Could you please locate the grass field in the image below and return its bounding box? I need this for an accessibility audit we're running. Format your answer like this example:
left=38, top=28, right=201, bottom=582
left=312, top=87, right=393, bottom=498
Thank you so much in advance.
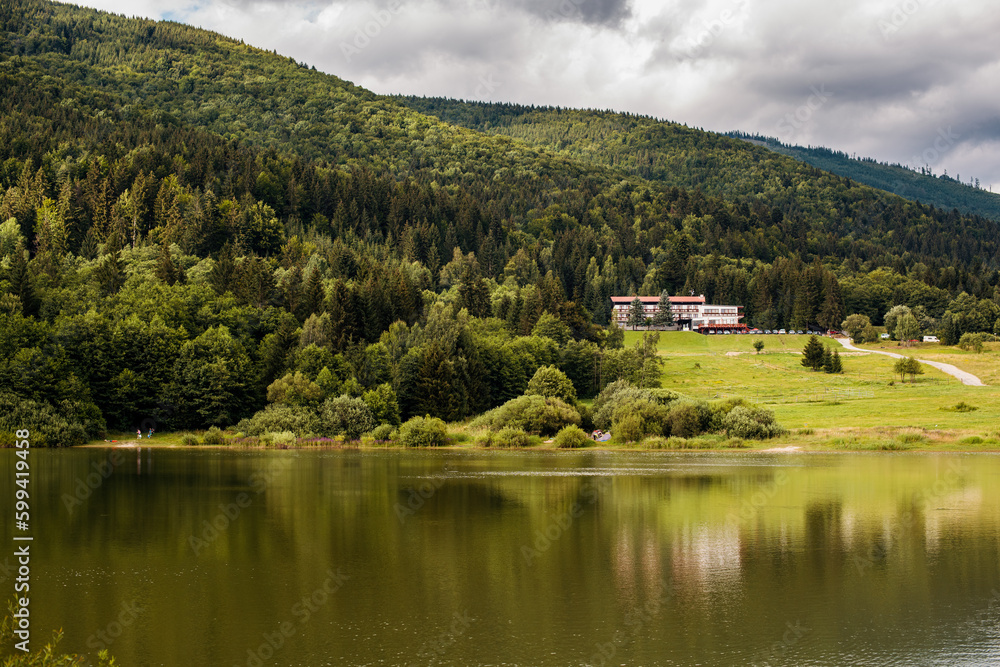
left=87, top=332, right=1000, bottom=452
left=623, top=331, right=1000, bottom=441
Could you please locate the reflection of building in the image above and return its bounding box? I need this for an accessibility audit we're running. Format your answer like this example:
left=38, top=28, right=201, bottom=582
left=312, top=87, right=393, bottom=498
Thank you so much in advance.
left=611, top=295, right=746, bottom=332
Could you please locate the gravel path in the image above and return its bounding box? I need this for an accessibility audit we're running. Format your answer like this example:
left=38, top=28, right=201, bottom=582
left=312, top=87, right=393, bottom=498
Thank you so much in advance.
left=835, top=338, right=985, bottom=386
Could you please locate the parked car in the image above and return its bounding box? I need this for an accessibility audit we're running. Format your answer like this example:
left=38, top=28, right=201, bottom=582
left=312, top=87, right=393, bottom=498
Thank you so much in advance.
left=778, top=329, right=786, bottom=334
left=923, top=335, right=939, bottom=343
left=880, top=333, right=890, bottom=339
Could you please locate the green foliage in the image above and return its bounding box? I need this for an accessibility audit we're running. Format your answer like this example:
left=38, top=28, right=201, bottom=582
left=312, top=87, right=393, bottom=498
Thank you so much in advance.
left=0, top=390, right=103, bottom=447
left=554, top=424, right=590, bottom=449
left=801, top=335, right=825, bottom=371
left=722, top=406, right=783, bottom=439
left=367, top=423, right=397, bottom=441
left=893, top=356, right=924, bottom=382
left=168, top=326, right=253, bottom=428
left=753, top=339, right=764, bottom=354
left=320, top=395, right=375, bottom=440
left=531, top=311, right=570, bottom=345
left=958, top=332, right=986, bottom=353
left=267, top=371, right=323, bottom=406
left=1, top=596, right=122, bottom=666
left=941, top=402, right=977, bottom=413
left=842, top=314, right=872, bottom=343
left=525, top=365, right=577, bottom=404
left=472, top=395, right=581, bottom=436
left=651, top=291, right=674, bottom=327
left=479, top=426, right=532, bottom=449
left=180, top=434, right=199, bottom=446
left=362, top=383, right=401, bottom=426
left=626, top=297, right=644, bottom=330
left=202, top=426, right=225, bottom=445
left=612, top=414, right=645, bottom=444
left=398, top=415, right=448, bottom=447
left=236, top=403, right=322, bottom=436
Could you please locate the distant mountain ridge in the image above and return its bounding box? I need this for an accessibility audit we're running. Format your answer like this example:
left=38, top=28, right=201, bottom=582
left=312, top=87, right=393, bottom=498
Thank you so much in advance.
left=727, top=133, right=1000, bottom=222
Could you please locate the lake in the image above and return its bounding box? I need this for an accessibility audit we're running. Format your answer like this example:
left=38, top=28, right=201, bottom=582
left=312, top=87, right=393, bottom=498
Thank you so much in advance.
left=4, top=448, right=1000, bottom=666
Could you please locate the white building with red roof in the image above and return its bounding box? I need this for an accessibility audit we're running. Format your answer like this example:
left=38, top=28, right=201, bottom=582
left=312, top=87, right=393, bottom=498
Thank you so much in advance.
left=610, top=295, right=745, bottom=332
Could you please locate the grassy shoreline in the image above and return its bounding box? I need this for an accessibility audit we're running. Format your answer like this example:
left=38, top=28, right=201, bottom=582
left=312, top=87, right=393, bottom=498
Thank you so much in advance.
left=78, top=333, right=1000, bottom=454
left=83, top=425, right=1000, bottom=453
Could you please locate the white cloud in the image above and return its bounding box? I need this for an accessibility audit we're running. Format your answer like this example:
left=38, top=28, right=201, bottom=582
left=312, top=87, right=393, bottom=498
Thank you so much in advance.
left=71, top=0, right=1000, bottom=190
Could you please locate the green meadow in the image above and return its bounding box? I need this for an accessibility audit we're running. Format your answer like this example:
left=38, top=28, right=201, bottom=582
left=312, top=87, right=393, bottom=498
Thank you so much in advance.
left=623, top=331, right=1000, bottom=446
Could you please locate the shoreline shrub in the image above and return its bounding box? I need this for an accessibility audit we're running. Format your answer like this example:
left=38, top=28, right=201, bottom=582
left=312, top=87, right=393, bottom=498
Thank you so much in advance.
left=398, top=415, right=448, bottom=447
left=321, top=395, right=375, bottom=440
left=554, top=424, right=589, bottom=449
left=202, top=426, right=225, bottom=445
left=480, top=426, right=532, bottom=448
left=722, top=406, right=783, bottom=439
left=471, top=395, right=580, bottom=435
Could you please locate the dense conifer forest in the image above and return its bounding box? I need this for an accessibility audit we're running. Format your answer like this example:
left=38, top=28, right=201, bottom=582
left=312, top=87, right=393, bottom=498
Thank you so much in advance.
left=2, top=0, right=999, bottom=446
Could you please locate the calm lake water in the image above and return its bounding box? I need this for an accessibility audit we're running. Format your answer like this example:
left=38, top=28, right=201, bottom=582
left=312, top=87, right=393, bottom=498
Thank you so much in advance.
left=4, top=448, right=1000, bottom=666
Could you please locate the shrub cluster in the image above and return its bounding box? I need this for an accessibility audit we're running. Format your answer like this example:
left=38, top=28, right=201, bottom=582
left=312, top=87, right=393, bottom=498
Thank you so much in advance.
left=479, top=427, right=532, bottom=448
left=398, top=416, right=449, bottom=447
left=554, top=425, right=590, bottom=449
left=471, top=394, right=581, bottom=436
left=591, top=381, right=783, bottom=442
left=202, top=426, right=225, bottom=445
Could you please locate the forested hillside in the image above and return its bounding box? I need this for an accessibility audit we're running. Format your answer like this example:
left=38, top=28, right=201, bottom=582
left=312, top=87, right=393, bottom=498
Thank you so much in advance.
left=727, top=133, right=1000, bottom=222
left=2, top=0, right=999, bottom=445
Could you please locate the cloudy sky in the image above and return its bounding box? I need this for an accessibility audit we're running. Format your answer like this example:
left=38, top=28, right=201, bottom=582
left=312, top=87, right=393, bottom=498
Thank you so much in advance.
left=75, top=0, right=999, bottom=191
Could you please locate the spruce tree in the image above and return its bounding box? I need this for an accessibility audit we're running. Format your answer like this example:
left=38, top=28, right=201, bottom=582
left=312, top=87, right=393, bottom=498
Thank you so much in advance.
left=831, top=349, right=843, bottom=374
left=7, top=249, right=39, bottom=317
left=822, top=347, right=834, bottom=373
left=801, top=335, right=825, bottom=371
left=626, top=296, right=645, bottom=330
left=651, top=290, right=674, bottom=328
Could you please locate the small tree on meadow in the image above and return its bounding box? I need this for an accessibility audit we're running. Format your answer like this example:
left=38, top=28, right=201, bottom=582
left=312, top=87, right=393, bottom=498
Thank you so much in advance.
left=801, top=335, right=825, bottom=371
left=822, top=347, right=834, bottom=373
left=753, top=340, right=764, bottom=355
left=831, top=349, right=843, bottom=374
left=893, top=356, right=923, bottom=382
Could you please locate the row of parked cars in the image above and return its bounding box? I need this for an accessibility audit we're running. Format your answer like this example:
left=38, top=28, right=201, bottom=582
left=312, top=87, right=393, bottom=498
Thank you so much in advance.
left=702, top=328, right=832, bottom=336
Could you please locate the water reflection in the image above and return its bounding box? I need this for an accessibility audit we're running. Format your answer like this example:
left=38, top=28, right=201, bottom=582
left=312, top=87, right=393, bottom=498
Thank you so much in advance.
left=1, top=449, right=998, bottom=666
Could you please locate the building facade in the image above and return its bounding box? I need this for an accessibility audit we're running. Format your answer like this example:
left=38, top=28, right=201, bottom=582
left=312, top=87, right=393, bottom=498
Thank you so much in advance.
left=610, top=295, right=745, bottom=331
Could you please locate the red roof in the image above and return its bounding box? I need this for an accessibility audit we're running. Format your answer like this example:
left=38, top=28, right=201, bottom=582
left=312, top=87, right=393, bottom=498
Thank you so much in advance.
left=610, top=295, right=706, bottom=304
